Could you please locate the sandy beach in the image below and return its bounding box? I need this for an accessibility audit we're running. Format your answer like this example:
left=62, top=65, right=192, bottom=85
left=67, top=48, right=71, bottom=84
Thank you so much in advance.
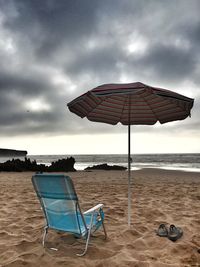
left=0, top=168, right=200, bottom=267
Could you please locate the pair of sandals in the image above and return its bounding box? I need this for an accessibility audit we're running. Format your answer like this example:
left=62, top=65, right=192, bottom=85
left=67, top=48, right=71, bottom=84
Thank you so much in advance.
left=156, top=224, right=183, bottom=241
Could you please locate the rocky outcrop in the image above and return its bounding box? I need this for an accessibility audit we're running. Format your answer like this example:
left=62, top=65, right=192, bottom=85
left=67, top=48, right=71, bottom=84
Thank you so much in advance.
left=0, top=157, right=76, bottom=172
left=48, top=157, right=76, bottom=172
left=84, top=163, right=127, bottom=171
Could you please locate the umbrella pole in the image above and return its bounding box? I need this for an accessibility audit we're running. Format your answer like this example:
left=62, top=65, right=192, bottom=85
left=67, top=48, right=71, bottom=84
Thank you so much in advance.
left=128, top=124, right=131, bottom=227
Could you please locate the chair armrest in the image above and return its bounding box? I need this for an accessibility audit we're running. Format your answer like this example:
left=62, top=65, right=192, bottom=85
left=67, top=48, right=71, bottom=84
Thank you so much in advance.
left=83, top=204, right=104, bottom=215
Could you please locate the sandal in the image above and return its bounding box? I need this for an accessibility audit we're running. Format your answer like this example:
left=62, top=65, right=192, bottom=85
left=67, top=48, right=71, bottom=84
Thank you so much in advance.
left=155, top=224, right=168, bottom=237
left=168, top=224, right=183, bottom=242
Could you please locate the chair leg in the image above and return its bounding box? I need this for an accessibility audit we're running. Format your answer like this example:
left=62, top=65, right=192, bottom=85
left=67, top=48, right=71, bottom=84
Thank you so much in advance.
left=77, top=213, right=94, bottom=257
left=76, top=210, right=107, bottom=256
left=42, top=226, right=48, bottom=247
left=99, top=209, right=107, bottom=239
left=101, top=220, right=107, bottom=240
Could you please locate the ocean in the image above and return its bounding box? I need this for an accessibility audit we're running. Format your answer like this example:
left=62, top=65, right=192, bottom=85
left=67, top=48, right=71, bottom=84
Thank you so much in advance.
left=0, top=153, right=200, bottom=172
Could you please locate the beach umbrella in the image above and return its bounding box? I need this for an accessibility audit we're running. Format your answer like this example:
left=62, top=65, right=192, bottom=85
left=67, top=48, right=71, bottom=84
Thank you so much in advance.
left=67, top=82, right=194, bottom=226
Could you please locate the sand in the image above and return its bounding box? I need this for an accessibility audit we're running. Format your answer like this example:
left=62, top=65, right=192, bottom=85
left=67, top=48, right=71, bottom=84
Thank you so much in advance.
left=0, top=169, right=200, bottom=267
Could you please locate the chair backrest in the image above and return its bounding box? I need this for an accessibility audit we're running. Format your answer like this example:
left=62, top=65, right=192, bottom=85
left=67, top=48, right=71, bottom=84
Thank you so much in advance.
left=32, top=174, right=87, bottom=235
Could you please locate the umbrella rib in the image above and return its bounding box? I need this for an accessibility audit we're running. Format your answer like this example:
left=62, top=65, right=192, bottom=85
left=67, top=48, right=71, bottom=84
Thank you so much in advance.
left=119, top=95, right=129, bottom=123
left=139, top=92, right=160, bottom=123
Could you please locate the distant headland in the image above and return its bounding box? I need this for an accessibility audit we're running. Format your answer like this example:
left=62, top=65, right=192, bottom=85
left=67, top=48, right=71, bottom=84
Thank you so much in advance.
left=0, top=148, right=27, bottom=157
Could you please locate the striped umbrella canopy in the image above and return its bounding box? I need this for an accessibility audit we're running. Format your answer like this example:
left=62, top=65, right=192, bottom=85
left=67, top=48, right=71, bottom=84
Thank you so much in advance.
left=67, top=82, right=194, bottom=226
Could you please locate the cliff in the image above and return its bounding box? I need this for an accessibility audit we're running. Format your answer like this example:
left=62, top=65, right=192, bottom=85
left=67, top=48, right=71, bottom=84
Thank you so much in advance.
left=0, top=148, right=27, bottom=157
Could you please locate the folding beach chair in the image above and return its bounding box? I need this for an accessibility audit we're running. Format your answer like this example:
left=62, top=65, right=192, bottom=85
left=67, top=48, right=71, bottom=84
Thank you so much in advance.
left=32, top=173, right=107, bottom=256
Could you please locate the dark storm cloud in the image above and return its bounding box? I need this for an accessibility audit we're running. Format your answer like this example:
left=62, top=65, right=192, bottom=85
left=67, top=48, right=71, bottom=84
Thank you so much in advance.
left=129, top=43, right=196, bottom=83
left=0, top=0, right=199, bottom=137
left=1, top=0, right=100, bottom=61
left=65, top=44, right=124, bottom=80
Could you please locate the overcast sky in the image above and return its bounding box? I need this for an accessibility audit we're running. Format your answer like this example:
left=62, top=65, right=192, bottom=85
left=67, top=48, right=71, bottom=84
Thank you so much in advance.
left=0, top=0, right=199, bottom=155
